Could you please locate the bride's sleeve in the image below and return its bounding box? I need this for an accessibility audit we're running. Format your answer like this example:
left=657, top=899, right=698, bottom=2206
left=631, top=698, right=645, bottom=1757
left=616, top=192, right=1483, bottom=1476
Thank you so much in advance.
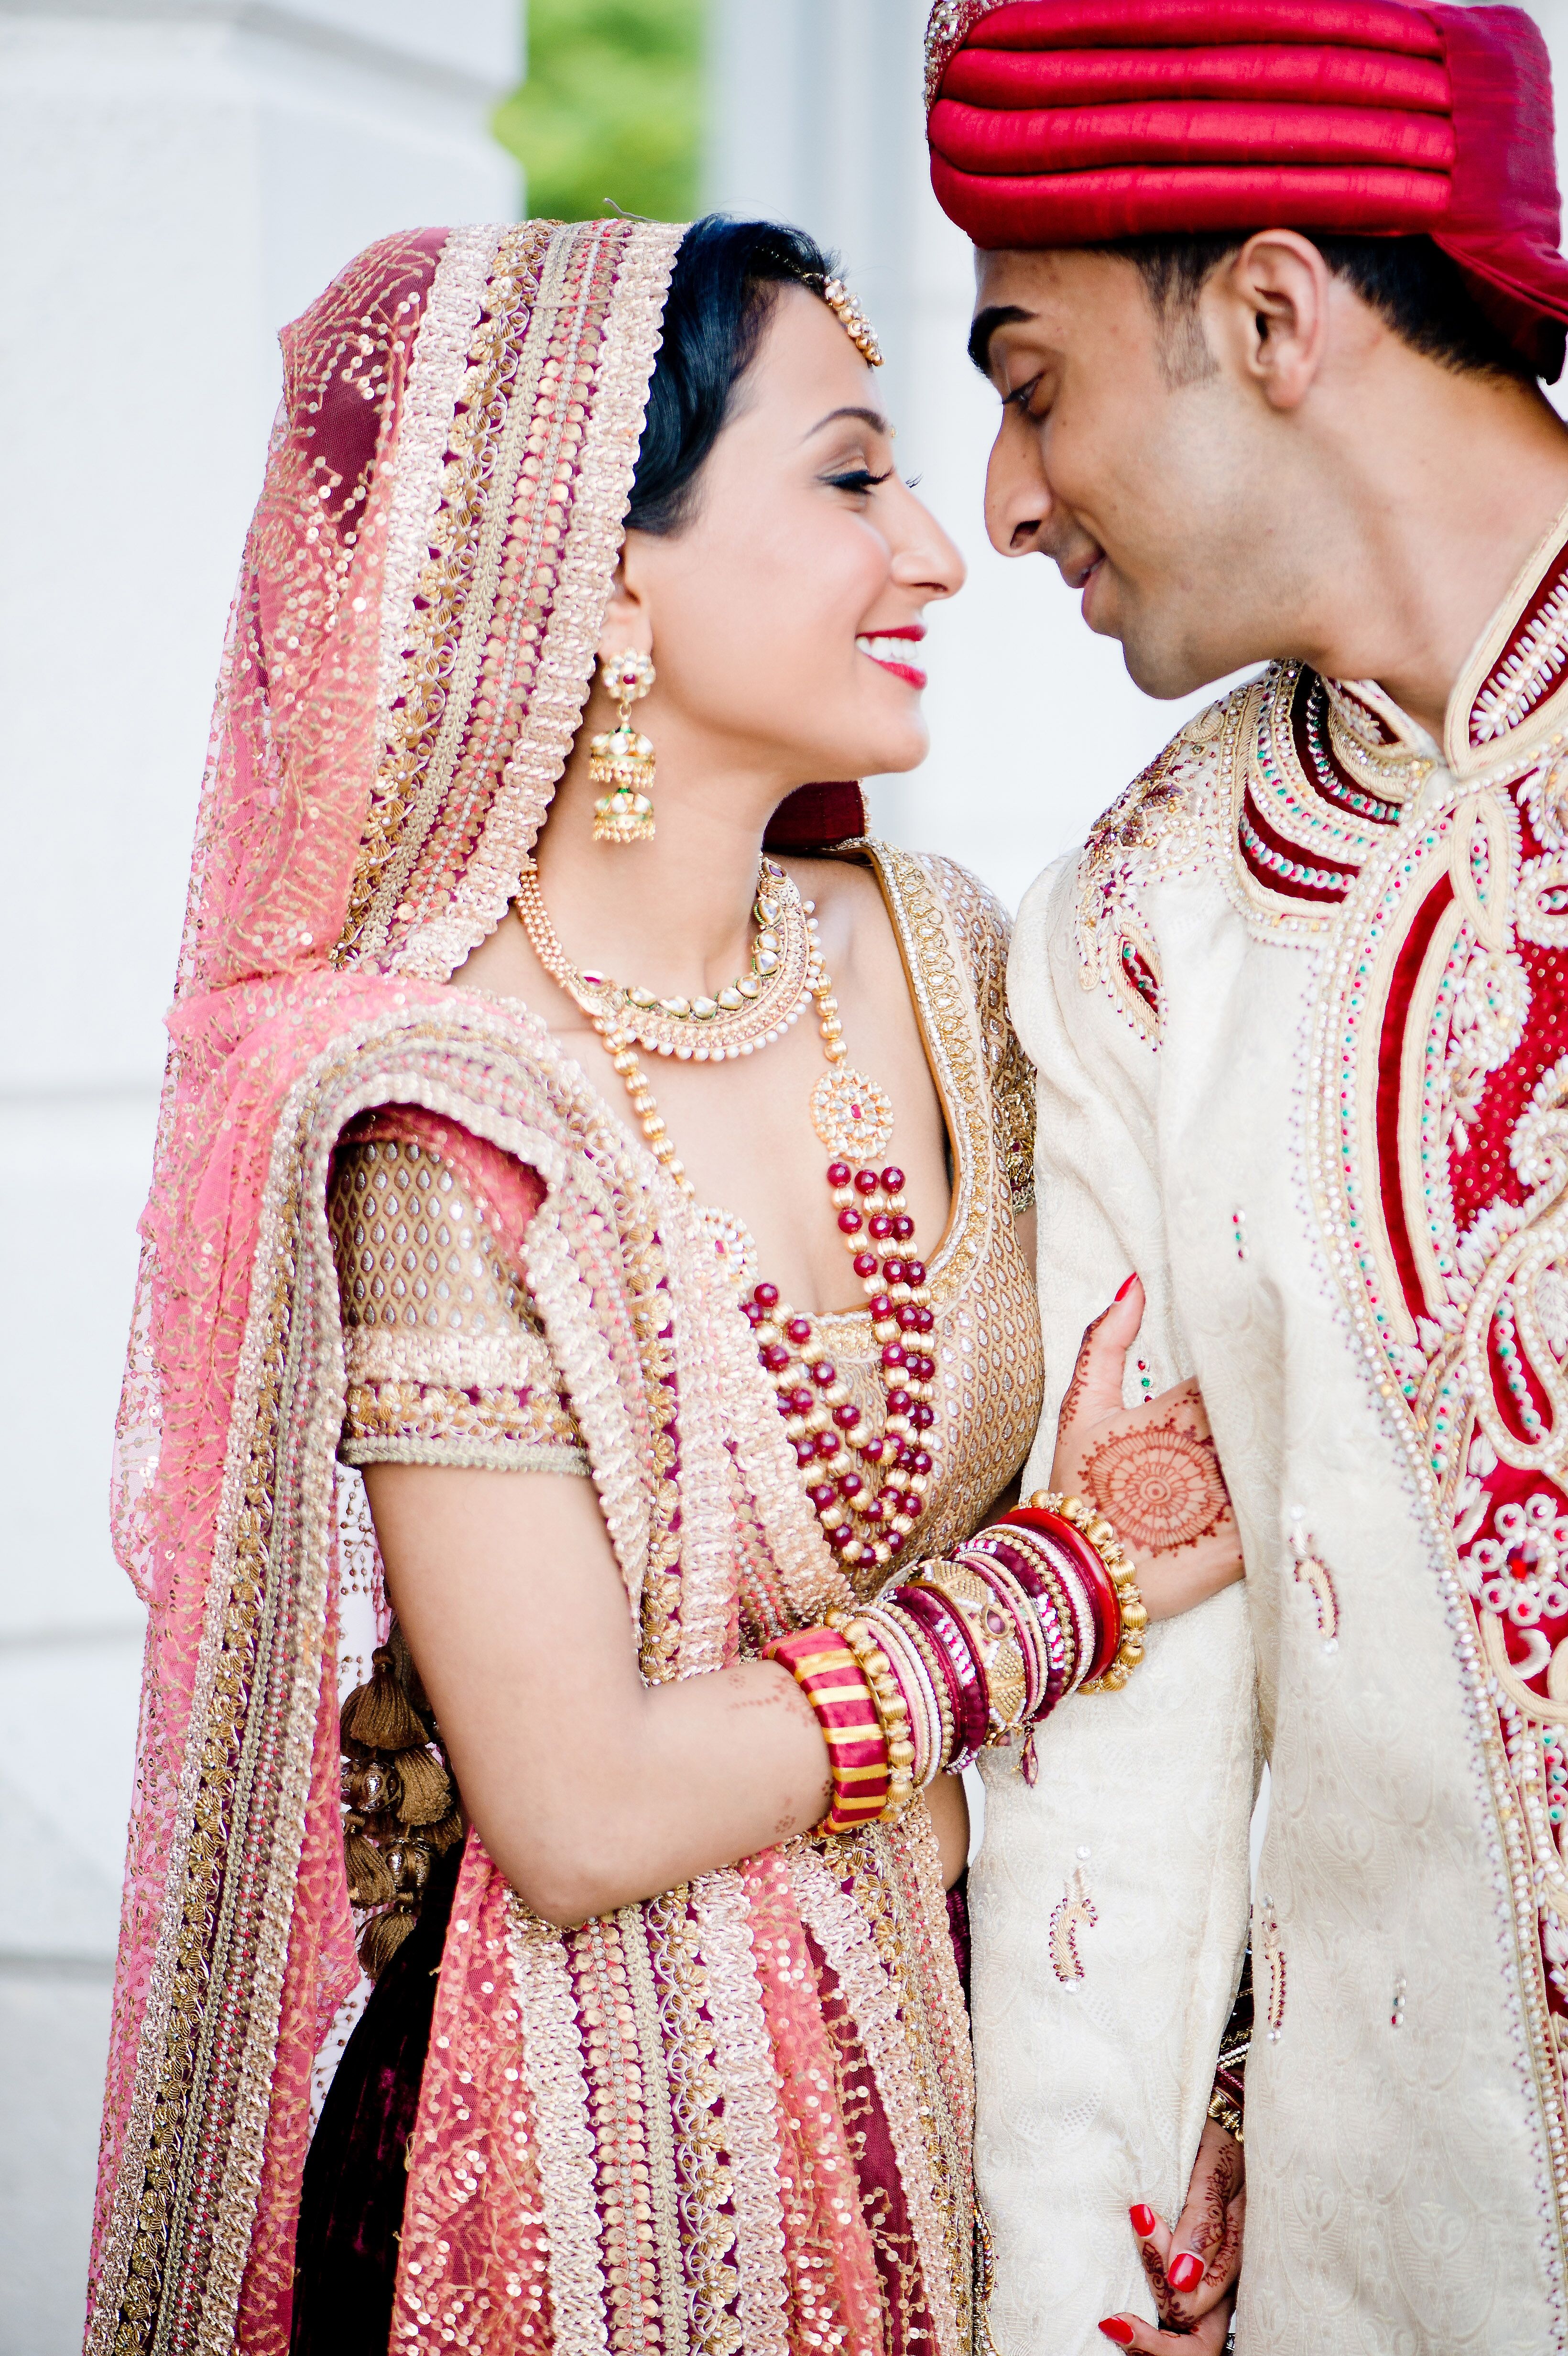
left=969, top=852, right=1258, bottom=2355
left=328, top=1130, right=589, bottom=1477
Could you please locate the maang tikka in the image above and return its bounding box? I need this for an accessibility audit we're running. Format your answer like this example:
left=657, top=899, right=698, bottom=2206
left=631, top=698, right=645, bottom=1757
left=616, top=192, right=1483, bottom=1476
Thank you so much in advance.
left=591, top=648, right=657, bottom=843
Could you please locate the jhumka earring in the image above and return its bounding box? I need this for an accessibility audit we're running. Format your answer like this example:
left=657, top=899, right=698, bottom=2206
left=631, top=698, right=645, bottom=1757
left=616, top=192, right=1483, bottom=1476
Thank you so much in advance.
left=591, top=649, right=657, bottom=843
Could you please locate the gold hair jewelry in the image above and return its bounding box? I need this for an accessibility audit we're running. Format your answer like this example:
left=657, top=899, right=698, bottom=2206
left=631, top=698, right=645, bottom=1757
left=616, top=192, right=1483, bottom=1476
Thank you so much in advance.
left=817, top=276, right=883, bottom=369
left=591, top=648, right=657, bottom=843
left=514, top=856, right=820, bottom=1062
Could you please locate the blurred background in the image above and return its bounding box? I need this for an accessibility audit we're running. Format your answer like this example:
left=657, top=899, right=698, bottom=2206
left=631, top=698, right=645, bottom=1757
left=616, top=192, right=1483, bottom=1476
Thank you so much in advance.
left=7, top=3, right=1568, bottom=2344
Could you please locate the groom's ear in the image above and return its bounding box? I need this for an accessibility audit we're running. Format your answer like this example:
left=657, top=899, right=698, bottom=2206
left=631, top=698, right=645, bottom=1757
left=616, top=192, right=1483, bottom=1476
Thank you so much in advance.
left=1209, top=231, right=1335, bottom=414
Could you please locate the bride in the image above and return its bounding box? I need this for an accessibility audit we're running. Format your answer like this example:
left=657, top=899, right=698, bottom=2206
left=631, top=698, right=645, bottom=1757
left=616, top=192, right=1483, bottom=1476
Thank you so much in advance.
left=87, top=212, right=1241, bottom=2356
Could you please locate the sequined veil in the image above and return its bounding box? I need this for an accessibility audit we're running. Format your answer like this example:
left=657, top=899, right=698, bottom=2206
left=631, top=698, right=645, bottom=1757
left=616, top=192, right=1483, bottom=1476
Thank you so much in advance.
left=88, top=218, right=1038, bottom=2356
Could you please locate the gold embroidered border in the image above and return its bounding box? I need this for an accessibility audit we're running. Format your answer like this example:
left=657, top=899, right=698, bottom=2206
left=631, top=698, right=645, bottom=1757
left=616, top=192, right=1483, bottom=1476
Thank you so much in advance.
left=790, top=1842, right=967, bottom=2356
left=373, top=224, right=502, bottom=752
left=403, top=219, right=686, bottom=981
left=339, top=1425, right=588, bottom=1476
left=359, top=221, right=573, bottom=965
left=510, top=1903, right=613, bottom=2356
left=340, top=220, right=549, bottom=963
left=618, top=1905, right=690, bottom=2356
left=641, top=1887, right=741, bottom=2356
left=689, top=1874, right=793, bottom=2356
left=344, top=1322, right=557, bottom=1390
left=574, top=1914, right=664, bottom=2356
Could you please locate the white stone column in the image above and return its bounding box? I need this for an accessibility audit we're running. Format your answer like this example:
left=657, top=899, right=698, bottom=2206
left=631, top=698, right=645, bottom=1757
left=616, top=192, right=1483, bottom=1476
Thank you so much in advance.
left=708, top=0, right=1568, bottom=909
left=0, top=8, right=519, bottom=2345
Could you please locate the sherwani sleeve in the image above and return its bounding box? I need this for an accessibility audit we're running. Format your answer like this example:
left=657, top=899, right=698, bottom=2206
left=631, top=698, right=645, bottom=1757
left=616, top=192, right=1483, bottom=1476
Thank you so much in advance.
left=968, top=854, right=1259, bottom=2354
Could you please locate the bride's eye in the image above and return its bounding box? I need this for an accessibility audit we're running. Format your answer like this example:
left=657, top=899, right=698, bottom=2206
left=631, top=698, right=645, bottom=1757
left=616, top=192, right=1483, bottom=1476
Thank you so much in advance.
left=824, top=466, right=894, bottom=496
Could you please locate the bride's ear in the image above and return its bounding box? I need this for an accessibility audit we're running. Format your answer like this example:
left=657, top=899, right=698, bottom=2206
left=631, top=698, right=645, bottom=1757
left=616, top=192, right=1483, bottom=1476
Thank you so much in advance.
left=596, top=543, right=654, bottom=665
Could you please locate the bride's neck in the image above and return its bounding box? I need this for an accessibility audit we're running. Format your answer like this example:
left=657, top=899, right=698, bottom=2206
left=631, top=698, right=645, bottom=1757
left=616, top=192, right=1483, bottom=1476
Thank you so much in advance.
left=533, top=717, right=796, bottom=996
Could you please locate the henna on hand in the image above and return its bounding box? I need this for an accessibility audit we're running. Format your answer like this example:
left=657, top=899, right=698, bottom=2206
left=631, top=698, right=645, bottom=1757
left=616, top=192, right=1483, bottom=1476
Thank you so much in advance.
left=1182, top=2130, right=1245, bottom=2294
left=1081, top=1413, right=1230, bottom=1556
left=1056, top=1306, right=1111, bottom=1446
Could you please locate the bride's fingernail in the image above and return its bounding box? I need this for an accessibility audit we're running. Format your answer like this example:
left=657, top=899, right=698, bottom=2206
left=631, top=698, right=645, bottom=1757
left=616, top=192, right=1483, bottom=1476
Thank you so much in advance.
left=1167, top=2251, right=1204, bottom=2293
left=1129, top=2203, right=1157, bottom=2236
left=1098, top=2323, right=1136, bottom=2347
left=1115, top=1272, right=1138, bottom=1300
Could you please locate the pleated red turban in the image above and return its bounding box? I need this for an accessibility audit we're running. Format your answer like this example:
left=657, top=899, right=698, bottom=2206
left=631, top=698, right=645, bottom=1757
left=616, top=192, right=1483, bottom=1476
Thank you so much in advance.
left=926, top=0, right=1568, bottom=374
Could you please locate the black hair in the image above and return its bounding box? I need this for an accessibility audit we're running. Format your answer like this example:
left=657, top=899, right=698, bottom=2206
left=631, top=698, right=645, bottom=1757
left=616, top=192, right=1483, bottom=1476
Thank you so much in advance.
left=626, top=212, right=839, bottom=536
left=1107, top=230, right=1537, bottom=383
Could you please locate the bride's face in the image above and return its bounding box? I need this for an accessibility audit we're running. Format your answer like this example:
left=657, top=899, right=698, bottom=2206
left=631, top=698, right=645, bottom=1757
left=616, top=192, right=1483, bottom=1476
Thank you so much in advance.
left=610, top=285, right=965, bottom=786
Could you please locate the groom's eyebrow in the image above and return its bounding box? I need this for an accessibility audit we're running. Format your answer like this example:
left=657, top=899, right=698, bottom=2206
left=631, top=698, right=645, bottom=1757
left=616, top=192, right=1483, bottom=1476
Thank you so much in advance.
left=969, top=305, right=1033, bottom=378
left=805, top=405, right=893, bottom=440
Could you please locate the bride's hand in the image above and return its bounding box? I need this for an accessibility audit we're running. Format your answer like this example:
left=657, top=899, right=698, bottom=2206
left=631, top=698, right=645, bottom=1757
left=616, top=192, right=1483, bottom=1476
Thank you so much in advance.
left=1048, top=1276, right=1242, bottom=1621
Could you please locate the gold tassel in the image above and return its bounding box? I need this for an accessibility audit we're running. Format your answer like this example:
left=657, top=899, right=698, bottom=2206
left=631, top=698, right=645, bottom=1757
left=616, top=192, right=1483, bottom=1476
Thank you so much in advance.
left=344, top=1644, right=426, bottom=1752
left=393, top=1745, right=453, bottom=1827
left=359, top=1903, right=417, bottom=1982
left=344, top=1817, right=396, bottom=1909
left=426, top=1804, right=465, bottom=1854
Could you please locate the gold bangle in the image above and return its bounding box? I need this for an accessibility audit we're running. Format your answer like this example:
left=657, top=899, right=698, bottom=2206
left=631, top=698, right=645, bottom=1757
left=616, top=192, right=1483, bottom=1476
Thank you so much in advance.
left=1026, top=1490, right=1149, bottom=1691
left=1207, top=2085, right=1244, bottom=2144
left=827, top=1611, right=916, bottom=1822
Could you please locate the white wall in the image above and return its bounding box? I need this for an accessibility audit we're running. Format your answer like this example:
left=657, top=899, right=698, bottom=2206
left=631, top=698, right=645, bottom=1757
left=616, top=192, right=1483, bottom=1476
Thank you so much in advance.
left=0, top=7, right=519, bottom=2345
left=709, top=0, right=1568, bottom=911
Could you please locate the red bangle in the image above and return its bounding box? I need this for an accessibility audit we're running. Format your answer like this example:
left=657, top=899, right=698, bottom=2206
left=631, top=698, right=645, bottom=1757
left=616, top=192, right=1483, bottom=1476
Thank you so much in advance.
left=996, top=1505, right=1123, bottom=1685
left=764, top=1627, right=891, bottom=1832
left=893, top=1582, right=991, bottom=1769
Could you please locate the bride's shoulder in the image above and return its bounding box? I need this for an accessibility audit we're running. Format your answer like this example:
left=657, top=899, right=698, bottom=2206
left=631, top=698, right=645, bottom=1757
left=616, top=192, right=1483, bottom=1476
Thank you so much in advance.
left=789, top=842, right=1014, bottom=1027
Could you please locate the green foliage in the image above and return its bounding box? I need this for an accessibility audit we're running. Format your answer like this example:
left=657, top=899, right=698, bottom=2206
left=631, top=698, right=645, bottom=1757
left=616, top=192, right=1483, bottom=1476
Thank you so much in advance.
left=494, top=0, right=706, bottom=226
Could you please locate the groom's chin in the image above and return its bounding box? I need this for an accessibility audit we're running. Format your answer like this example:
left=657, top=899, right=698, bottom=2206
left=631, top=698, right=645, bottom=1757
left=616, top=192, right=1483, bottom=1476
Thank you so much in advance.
left=1114, top=603, right=1239, bottom=704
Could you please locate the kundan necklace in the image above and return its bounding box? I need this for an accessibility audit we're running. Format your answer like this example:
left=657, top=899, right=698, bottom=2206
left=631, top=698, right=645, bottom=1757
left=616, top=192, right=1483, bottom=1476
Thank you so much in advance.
left=514, top=856, right=816, bottom=1060
left=512, top=861, right=938, bottom=1573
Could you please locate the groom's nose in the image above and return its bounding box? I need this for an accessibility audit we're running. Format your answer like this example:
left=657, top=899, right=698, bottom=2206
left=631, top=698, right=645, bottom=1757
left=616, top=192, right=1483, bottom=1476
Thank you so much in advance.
left=983, top=415, right=1053, bottom=558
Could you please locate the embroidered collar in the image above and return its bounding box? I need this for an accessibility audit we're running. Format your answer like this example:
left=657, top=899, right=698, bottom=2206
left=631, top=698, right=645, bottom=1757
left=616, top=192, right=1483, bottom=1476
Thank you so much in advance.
left=1444, top=491, right=1568, bottom=777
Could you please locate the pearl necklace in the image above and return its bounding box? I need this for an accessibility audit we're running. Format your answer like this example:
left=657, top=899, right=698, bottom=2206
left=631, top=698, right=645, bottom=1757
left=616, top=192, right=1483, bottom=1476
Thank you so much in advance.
left=512, top=867, right=939, bottom=1571
left=514, top=856, right=816, bottom=1061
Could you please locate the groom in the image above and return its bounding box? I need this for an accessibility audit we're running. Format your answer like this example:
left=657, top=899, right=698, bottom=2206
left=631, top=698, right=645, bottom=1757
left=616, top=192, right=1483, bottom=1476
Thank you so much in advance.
left=927, top=2, right=1568, bottom=2351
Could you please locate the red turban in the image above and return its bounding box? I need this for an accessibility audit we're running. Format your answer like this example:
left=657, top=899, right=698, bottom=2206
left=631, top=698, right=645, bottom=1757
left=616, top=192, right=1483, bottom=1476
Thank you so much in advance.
left=926, top=0, right=1568, bottom=375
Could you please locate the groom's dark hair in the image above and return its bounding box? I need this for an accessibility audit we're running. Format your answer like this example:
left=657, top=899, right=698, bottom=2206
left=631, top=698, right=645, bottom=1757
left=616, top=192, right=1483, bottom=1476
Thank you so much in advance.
left=628, top=213, right=838, bottom=536
left=1104, top=230, right=1536, bottom=386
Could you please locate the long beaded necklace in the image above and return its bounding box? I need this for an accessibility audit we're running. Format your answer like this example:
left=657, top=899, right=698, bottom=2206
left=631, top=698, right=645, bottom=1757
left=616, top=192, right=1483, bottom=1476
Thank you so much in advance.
left=512, top=862, right=939, bottom=1574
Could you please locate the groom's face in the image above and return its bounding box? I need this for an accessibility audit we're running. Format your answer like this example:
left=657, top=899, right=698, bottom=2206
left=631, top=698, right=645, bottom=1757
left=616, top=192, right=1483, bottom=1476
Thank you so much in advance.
left=970, top=247, right=1264, bottom=698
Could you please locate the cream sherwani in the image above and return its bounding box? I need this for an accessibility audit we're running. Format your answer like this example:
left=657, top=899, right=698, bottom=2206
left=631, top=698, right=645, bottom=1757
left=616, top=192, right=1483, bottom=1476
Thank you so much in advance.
left=977, top=503, right=1568, bottom=2354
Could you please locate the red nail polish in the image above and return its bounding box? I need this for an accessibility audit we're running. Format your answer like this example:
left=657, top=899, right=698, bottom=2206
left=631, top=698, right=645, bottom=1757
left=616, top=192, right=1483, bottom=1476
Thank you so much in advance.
left=1167, top=2251, right=1204, bottom=2294
left=1128, top=2203, right=1157, bottom=2237
left=1098, top=2324, right=1136, bottom=2348
left=1115, top=1272, right=1138, bottom=1300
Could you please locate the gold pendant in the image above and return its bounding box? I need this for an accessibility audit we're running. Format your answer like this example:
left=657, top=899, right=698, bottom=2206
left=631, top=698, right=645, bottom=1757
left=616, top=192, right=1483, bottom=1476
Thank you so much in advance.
left=810, top=1065, right=895, bottom=1163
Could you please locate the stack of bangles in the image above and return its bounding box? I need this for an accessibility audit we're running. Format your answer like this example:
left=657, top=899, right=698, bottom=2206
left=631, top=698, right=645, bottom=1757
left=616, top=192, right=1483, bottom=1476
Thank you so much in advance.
left=764, top=1492, right=1148, bottom=1833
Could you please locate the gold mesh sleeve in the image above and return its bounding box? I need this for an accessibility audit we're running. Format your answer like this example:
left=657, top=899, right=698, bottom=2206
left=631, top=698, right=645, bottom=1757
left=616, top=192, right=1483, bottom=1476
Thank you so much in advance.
left=917, top=852, right=1037, bottom=1211
left=329, top=1134, right=588, bottom=1474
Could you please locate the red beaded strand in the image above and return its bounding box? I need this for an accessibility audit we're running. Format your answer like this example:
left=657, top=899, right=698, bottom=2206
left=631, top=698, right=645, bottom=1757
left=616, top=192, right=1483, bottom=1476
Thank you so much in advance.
left=744, top=1157, right=938, bottom=1574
